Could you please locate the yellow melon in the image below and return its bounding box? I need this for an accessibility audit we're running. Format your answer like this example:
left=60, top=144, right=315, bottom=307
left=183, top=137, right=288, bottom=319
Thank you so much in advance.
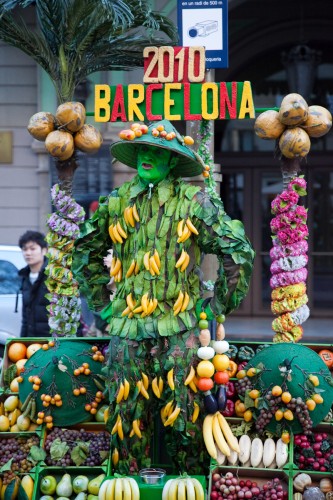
left=27, top=112, right=56, bottom=141
left=301, top=105, right=332, bottom=138
left=45, top=130, right=74, bottom=161
left=56, top=101, right=86, bottom=132
left=279, top=127, right=311, bottom=158
left=74, top=124, right=103, bottom=153
left=278, top=93, right=309, bottom=126
left=254, top=110, right=286, bottom=139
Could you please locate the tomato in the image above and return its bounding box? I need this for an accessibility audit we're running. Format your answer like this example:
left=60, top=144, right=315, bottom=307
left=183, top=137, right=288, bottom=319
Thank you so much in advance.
left=214, top=371, right=230, bottom=385
left=318, top=349, right=333, bottom=368
left=196, top=377, right=214, bottom=392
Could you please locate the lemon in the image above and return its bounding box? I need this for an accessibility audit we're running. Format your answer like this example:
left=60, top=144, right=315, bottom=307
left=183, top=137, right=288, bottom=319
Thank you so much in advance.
left=196, top=360, right=215, bottom=378
left=4, top=395, right=19, bottom=412
left=0, top=415, right=10, bottom=432
left=212, top=354, right=230, bottom=372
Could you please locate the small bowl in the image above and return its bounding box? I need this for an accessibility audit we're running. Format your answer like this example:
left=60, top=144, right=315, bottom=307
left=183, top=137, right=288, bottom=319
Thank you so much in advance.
left=139, top=468, right=166, bottom=485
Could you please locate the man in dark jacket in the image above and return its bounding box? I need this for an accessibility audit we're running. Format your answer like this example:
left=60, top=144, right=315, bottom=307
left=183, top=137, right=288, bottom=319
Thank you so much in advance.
left=18, top=230, right=50, bottom=337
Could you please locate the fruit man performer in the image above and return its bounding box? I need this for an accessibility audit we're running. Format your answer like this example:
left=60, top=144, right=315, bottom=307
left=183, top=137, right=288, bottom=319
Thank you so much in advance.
left=73, top=120, right=255, bottom=474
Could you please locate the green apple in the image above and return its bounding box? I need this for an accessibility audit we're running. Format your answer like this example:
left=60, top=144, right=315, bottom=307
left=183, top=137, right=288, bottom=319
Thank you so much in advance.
left=95, top=404, right=109, bottom=423
left=40, top=476, right=57, bottom=495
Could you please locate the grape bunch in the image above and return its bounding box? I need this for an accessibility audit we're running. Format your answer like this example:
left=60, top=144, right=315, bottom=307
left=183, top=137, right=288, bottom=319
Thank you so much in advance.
left=235, top=376, right=252, bottom=397
left=210, top=472, right=288, bottom=499
left=294, top=432, right=333, bottom=472
left=44, top=427, right=110, bottom=466
left=292, top=397, right=313, bottom=434
left=0, top=435, right=40, bottom=485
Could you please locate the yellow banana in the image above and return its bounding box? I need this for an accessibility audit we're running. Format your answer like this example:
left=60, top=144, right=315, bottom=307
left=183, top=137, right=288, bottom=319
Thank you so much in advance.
left=177, top=219, right=185, bottom=237
left=167, top=368, right=175, bottom=391
left=133, top=305, right=143, bottom=314
left=116, top=382, right=125, bottom=404
left=160, top=407, right=167, bottom=424
left=189, top=380, right=198, bottom=393
left=146, top=299, right=155, bottom=315
left=112, top=448, right=119, bottom=466
left=126, top=259, right=136, bottom=278
left=180, top=253, right=190, bottom=272
left=106, top=479, right=117, bottom=500
left=216, top=411, right=240, bottom=453
left=141, top=372, right=149, bottom=391
left=139, top=382, right=150, bottom=400
left=126, top=292, right=136, bottom=310
left=141, top=293, right=149, bottom=314
left=163, top=400, right=174, bottom=418
left=99, top=479, right=111, bottom=500
left=117, top=221, right=127, bottom=239
left=117, top=417, right=124, bottom=440
left=122, top=478, right=132, bottom=500
left=112, top=224, right=124, bottom=244
left=110, top=257, right=121, bottom=277
left=129, top=428, right=135, bottom=438
left=158, top=376, right=164, bottom=395
left=184, top=365, right=196, bottom=386
left=121, top=305, right=131, bottom=317
left=192, top=402, right=200, bottom=423
left=177, top=479, right=186, bottom=500
left=190, top=478, right=205, bottom=500
left=114, top=477, right=123, bottom=500
left=181, top=291, right=190, bottom=312
left=132, top=419, right=142, bottom=438
left=212, top=413, right=231, bottom=456
left=177, top=224, right=191, bottom=243
left=173, top=290, right=184, bottom=312
left=186, top=217, right=199, bottom=235
left=203, top=414, right=218, bottom=459
left=128, top=478, right=140, bottom=500
left=154, top=249, right=161, bottom=269
left=115, top=268, right=122, bottom=282
left=168, top=479, right=179, bottom=500
left=123, top=379, right=130, bottom=400
left=109, top=225, right=117, bottom=243
left=164, top=405, right=181, bottom=426
left=149, top=255, right=160, bottom=275
left=185, top=478, right=196, bottom=500
left=111, top=414, right=121, bottom=435
left=152, top=377, right=161, bottom=398
left=125, top=206, right=135, bottom=227
left=123, top=207, right=130, bottom=226
left=162, top=479, right=174, bottom=500
left=128, top=311, right=134, bottom=319
left=175, top=249, right=187, bottom=269
left=143, top=252, right=151, bottom=271
left=132, top=203, right=140, bottom=222
left=134, top=262, right=140, bottom=274
left=21, top=476, right=34, bottom=500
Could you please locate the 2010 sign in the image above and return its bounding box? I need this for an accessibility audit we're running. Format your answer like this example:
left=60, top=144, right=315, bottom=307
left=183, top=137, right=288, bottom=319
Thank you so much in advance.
left=143, top=46, right=206, bottom=84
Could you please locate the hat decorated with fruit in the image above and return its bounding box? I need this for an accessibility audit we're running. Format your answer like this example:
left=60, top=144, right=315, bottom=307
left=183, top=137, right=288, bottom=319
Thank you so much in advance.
left=237, top=343, right=333, bottom=436
left=110, top=120, right=205, bottom=177
left=18, top=340, right=106, bottom=427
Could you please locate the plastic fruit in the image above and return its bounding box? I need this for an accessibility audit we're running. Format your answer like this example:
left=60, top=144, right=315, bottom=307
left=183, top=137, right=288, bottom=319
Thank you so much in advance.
left=281, top=391, right=292, bottom=403
left=7, top=342, right=27, bottom=362
left=196, top=360, right=215, bottom=378
left=87, top=474, right=105, bottom=495
left=9, top=377, right=20, bottom=392
left=73, top=475, right=89, bottom=494
left=309, top=375, right=320, bottom=387
left=40, top=476, right=57, bottom=496
left=214, top=371, right=229, bottom=385
left=56, top=473, right=73, bottom=497
left=95, top=404, right=109, bottom=423
left=196, top=377, right=214, bottom=391
left=271, top=385, right=283, bottom=396
left=16, top=414, right=31, bottom=431
left=56, top=101, right=85, bottom=133
left=27, top=111, right=55, bottom=141
left=16, top=358, right=28, bottom=374
left=4, top=395, right=19, bottom=412
left=212, top=354, right=230, bottom=371
left=26, top=343, right=43, bottom=358
left=0, top=415, right=10, bottom=431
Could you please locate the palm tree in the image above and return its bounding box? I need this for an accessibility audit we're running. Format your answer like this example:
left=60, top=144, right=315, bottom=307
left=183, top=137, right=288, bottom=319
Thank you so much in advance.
left=0, top=0, right=178, bottom=189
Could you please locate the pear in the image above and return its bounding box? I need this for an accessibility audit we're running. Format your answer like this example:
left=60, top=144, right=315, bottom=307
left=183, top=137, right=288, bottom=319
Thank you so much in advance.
left=40, top=476, right=57, bottom=495
left=40, top=497, right=55, bottom=500
left=87, top=474, right=105, bottom=495
left=74, top=493, right=87, bottom=500
left=73, top=475, right=89, bottom=494
left=87, top=496, right=99, bottom=500
left=56, top=473, right=73, bottom=497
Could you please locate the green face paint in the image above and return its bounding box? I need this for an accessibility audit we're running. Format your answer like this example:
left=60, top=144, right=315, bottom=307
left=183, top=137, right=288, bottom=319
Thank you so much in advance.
left=137, top=145, right=173, bottom=185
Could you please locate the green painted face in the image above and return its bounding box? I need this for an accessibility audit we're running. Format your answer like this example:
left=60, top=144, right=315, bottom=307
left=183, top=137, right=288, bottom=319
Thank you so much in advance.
left=137, top=144, right=177, bottom=185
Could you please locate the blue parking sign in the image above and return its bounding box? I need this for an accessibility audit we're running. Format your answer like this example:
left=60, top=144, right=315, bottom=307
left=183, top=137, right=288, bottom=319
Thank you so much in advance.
left=177, top=0, right=228, bottom=69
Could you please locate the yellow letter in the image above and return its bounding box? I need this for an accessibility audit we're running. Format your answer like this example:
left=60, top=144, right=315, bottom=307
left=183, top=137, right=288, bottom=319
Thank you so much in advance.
left=201, top=83, right=218, bottom=119
left=164, top=83, right=182, bottom=120
left=95, top=84, right=110, bottom=122
left=128, top=84, right=145, bottom=121
left=238, top=81, right=255, bottom=119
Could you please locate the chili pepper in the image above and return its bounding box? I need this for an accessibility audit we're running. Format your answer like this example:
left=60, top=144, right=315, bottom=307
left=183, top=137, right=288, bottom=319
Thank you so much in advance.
left=221, top=399, right=235, bottom=417
left=226, top=381, right=235, bottom=398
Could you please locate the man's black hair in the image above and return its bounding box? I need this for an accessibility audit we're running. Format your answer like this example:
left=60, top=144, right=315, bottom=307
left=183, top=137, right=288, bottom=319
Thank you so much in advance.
left=18, top=230, right=47, bottom=249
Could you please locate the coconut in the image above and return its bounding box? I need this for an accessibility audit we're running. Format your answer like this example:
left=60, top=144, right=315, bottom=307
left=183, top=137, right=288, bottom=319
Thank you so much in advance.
left=278, top=93, right=309, bottom=126
left=74, top=124, right=103, bottom=153
left=300, top=105, right=332, bottom=138
left=279, top=127, right=311, bottom=159
left=27, top=112, right=55, bottom=141
left=254, top=110, right=286, bottom=139
left=56, top=101, right=86, bottom=132
left=45, top=130, right=74, bottom=161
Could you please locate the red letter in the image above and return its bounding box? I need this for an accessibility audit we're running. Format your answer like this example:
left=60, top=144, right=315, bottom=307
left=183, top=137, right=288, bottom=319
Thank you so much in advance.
left=146, top=84, right=163, bottom=121
left=110, top=85, right=127, bottom=121
left=219, top=82, right=237, bottom=119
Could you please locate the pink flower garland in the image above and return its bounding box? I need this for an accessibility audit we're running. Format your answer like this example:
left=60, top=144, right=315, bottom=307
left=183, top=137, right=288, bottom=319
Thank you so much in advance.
left=270, top=176, right=309, bottom=342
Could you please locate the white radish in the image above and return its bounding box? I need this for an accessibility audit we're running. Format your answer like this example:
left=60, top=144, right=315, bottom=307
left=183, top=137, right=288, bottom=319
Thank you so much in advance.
left=263, top=438, right=276, bottom=468
left=276, top=438, right=288, bottom=468
left=250, top=437, right=264, bottom=467
left=227, top=449, right=239, bottom=465
left=238, top=435, right=252, bottom=465
left=216, top=447, right=226, bottom=465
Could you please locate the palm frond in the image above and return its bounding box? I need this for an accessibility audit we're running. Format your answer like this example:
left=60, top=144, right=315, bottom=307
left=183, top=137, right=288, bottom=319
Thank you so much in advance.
left=34, top=0, right=70, bottom=51
left=0, top=0, right=33, bottom=16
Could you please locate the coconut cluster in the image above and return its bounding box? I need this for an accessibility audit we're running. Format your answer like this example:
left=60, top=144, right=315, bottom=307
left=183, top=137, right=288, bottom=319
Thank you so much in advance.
left=270, top=177, right=310, bottom=343
left=254, top=93, right=332, bottom=158
left=27, top=102, right=103, bottom=161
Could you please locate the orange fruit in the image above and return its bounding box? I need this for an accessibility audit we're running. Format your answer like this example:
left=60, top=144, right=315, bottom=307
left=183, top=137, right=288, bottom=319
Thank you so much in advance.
left=248, top=389, right=260, bottom=399
left=26, top=343, right=42, bottom=358
left=15, top=358, right=28, bottom=374
left=212, top=354, right=230, bottom=372
left=306, top=399, right=316, bottom=411
left=243, top=409, right=253, bottom=422
left=281, top=391, right=292, bottom=403
left=271, top=385, right=283, bottom=397
left=312, top=394, right=323, bottom=404
left=7, top=342, right=27, bottom=362
left=9, top=377, right=20, bottom=392
left=275, top=409, right=284, bottom=421
left=196, top=360, right=215, bottom=378
left=283, top=409, right=294, bottom=421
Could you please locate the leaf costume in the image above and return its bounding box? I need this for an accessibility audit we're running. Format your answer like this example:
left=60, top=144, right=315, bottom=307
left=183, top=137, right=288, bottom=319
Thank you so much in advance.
left=72, top=120, right=255, bottom=473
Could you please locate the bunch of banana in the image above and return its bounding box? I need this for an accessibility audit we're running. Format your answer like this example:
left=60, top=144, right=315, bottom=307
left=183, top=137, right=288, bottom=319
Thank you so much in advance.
left=110, top=256, right=122, bottom=282
left=175, top=249, right=190, bottom=272
left=129, top=418, right=142, bottom=438
left=173, top=290, right=190, bottom=315
left=109, top=222, right=128, bottom=244
left=125, top=258, right=140, bottom=278
left=115, top=379, right=130, bottom=403
left=143, top=249, right=161, bottom=276
left=124, top=204, right=140, bottom=228
left=98, top=477, right=140, bottom=500
left=160, top=400, right=181, bottom=427
left=111, top=414, right=124, bottom=440
left=136, top=372, right=149, bottom=399
left=184, top=366, right=198, bottom=393
left=121, top=293, right=137, bottom=318
left=151, top=376, right=164, bottom=398
left=202, top=411, right=240, bottom=460
left=162, top=476, right=204, bottom=500
left=177, top=218, right=199, bottom=243
left=132, top=293, right=158, bottom=317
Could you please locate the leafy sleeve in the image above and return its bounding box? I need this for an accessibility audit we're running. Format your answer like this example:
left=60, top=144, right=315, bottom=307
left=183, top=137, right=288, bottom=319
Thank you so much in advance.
left=72, top=195, right=111, bottom=311
left=193, top=190, right=255, bottom=316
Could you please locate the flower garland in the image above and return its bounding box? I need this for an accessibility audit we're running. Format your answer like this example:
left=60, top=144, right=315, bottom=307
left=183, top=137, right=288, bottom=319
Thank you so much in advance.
left=45, top=184, right=85, bottom=336
left=270, top=177, right=309, bottom=342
